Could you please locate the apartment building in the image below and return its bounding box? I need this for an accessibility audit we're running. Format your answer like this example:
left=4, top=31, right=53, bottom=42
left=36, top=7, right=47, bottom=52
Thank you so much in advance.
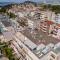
left=55, top=14, right=60, bottom=24
left=27, top=19, right=34, bottom=29
left=1, top=5, right=60, bottom=60
left=1, top=19, right=60, bottom=60
left=15, top=31, right=60, bottom=60
left=39, top=19, right=60, bottom=39
left=40, top=51, right=59, bottom=60
left=41, top=42, right=60, bottom=60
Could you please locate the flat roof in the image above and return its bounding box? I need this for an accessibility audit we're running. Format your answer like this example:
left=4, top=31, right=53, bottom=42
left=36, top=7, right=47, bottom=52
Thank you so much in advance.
left=1, top=21, right=11, bottom=27
left=3, top=31, right=13, bottom=41
left=0, top=57, right=9, bottom=60
left=53, top=47, right=60, bottom=54
left=53, top=42, right=60, bottom=54
left=20, top=28, right=60, bottom=45
left=24, top=39, right=37, bottom=50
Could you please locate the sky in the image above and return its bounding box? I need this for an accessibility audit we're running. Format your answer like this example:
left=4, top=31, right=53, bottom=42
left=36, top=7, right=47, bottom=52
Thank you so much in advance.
left=0, top=0, right=43, bottom=3
left=0, top=0, right=60, bottom=3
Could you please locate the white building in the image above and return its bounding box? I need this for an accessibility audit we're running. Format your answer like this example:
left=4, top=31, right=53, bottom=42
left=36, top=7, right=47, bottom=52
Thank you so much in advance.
left=15, top=32, right=60, bottom=60
left=27, top=19, right=34, bottom=29
left=17, top=12, right=24, bottom=17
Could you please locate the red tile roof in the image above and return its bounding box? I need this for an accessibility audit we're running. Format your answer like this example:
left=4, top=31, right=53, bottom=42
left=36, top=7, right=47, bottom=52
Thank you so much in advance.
left=57, top=24, right=60, bottom=27
left=46, top=20, right=60, bottom=28
left=46, top=20, right=54, bottom=26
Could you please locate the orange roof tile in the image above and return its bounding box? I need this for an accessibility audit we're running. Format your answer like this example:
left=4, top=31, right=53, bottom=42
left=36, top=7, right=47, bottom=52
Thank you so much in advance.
left=57, top=24, right=60, bottom=27
left=46, top=20, right=54, bottom=25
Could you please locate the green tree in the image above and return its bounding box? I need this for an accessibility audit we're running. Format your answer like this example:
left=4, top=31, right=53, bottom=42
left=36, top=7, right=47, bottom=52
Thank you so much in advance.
left=6, top=12, right=16, bottom=18
left=0, top=7, right=6, bottom=13
left=0, top=42, right=17, bottom=60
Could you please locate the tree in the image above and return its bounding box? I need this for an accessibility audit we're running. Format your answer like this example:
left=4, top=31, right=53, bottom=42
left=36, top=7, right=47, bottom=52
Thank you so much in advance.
left=41, top=4, right=60, bottom=13
left=0, top=42, right=17, bottom=60
left=0, top=7, right=6, bottom=13
left=7, top=12, right=16, bottom=18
